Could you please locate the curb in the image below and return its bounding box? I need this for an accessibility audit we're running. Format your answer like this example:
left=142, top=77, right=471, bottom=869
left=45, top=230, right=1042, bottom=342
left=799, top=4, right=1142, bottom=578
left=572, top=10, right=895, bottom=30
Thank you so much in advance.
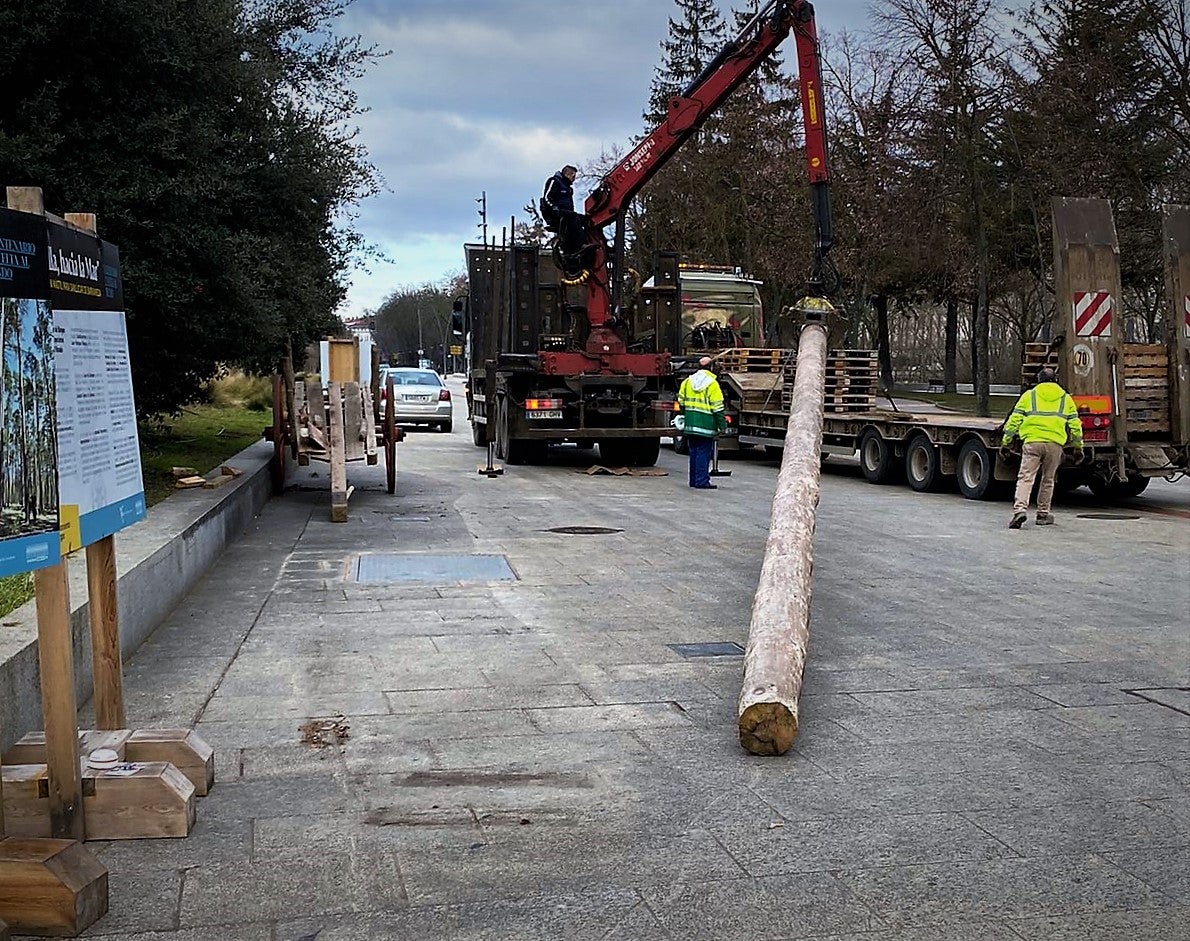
left=0, top=440, right=274, bottom=752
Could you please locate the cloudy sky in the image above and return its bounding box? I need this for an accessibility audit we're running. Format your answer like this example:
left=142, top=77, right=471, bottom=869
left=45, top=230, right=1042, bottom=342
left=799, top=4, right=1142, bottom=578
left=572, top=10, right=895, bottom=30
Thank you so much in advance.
left=334, top=0, right=872, bottom=320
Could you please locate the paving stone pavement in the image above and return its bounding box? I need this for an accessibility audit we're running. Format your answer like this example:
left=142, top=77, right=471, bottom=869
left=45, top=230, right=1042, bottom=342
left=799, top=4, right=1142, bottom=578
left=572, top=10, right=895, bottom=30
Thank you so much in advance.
left=58, top=392, right=1190, bottom=940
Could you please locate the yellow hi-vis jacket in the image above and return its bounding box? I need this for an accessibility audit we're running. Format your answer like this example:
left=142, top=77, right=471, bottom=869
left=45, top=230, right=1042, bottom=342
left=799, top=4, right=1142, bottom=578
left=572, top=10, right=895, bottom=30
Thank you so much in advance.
left=1002, top=381, right=1083, bottom=447
left=677, top=369, right=726, bottom=437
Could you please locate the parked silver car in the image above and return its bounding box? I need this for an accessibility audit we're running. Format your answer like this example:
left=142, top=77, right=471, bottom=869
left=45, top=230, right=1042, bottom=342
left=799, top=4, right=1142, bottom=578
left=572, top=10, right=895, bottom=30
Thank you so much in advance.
left=383, top=367, right=453, bottom=432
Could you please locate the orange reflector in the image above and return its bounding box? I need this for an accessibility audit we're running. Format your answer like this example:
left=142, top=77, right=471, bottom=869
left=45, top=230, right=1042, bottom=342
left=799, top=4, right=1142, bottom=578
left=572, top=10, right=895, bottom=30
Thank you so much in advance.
left=525, top=398, right=561, bottom=410
left=1074, top=395, right=1111, bottom=414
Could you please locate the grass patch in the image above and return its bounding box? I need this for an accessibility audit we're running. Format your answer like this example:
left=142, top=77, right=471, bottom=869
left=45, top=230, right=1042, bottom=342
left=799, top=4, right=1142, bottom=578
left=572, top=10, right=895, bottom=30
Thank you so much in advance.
left=207, top=371, right=273, bottom=411
left=139, top=404, right=269, bottom=506
left=0, top=572, right=33, bottom=619
left=898, top=390, right=1018, bottom=416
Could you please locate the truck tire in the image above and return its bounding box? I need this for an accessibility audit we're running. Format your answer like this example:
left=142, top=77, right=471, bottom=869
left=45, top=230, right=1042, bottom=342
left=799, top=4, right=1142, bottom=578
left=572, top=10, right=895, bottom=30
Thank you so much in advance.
left=673, top=435, right=689, bottom=456
left=905, top=434, right=944, bottom=492
left=859, top=428, right=899, bottom=484
left=471, top=418, right=486, bottom=448
left=632, top=437, right=661, bottom=468
left=598, top=438, right=634, bottom=467
left=496, top=399, right=528, bottom=465
left=1089, top=473, right=1150, bottom=500
left=956, top=438, right=1001, bottom=500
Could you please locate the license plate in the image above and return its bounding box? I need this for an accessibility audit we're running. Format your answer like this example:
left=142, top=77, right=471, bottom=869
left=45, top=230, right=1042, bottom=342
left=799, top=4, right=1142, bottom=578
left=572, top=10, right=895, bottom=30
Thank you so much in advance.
left=404, top=395, right=431, bottom=402
left=526, top=409, right=563, bottom=419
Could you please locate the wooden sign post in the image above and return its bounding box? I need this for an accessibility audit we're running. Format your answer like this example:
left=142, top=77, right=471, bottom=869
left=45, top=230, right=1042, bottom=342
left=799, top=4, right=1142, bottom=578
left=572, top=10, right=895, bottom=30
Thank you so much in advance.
left=6, top=187, right=85, bottom=841
left=63, top=211, right=127, bottom=731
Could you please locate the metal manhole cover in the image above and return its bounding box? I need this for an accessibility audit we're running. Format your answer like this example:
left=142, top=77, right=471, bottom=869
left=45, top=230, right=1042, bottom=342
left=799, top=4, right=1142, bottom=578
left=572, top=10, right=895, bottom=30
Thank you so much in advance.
left=352, top=553, right=515, bottom=584
left=545, top=526, right=624, bottom=535
left=668, top=642, right=745, bottom=658
left=1077, top=513, right=1141, bottom=520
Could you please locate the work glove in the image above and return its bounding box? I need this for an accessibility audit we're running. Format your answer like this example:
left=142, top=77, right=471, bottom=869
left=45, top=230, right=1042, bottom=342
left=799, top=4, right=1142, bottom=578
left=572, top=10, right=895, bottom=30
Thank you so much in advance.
left=1073, top=446, right=1085, bottom=463
left=998, top=444, right=1014, bottom=460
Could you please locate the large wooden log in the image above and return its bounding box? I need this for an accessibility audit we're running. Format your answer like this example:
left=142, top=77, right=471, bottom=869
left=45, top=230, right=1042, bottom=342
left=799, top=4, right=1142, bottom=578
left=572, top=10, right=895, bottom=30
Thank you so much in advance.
left=738, top=319, right=828, bottom=755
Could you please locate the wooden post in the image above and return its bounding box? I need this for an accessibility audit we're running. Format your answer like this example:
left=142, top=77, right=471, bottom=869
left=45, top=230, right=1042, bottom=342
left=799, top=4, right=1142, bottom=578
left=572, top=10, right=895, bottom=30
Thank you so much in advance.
left=738, top=318, right=829, bottom=755
left=84, top=538, right=125, bottom=729
left=33, top=562, right=85, bottom=839
left=1161, top=204, right=1190, bottom=446
left=328, top=381, right=349, bottom=522
left=6, top=187, right=86, bottom=838
left=61, top=211, right=127, bottom=730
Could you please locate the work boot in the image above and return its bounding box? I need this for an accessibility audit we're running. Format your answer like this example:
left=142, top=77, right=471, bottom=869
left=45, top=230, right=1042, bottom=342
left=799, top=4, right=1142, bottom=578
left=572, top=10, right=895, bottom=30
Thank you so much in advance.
left=1009, top=512, right=1027, bottom=529
left=1035, top=513, right=1055, bottom=526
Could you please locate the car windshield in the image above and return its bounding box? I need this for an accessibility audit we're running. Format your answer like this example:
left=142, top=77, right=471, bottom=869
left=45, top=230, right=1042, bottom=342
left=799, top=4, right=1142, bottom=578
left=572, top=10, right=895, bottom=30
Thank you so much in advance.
left=395, top=370, right=441, bottom=386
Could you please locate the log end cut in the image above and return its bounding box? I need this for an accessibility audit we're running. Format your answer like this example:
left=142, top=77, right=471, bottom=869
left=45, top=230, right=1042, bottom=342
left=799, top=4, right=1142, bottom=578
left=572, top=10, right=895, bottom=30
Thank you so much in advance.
left=738, top=701, right=799, bottom=756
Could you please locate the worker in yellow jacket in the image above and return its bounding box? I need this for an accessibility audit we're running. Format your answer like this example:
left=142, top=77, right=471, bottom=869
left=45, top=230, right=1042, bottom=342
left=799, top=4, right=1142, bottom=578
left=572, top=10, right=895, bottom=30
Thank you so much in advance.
left=677, top=356, right=727, bottom=489
left=1001, top=367, right=1083, bottom=528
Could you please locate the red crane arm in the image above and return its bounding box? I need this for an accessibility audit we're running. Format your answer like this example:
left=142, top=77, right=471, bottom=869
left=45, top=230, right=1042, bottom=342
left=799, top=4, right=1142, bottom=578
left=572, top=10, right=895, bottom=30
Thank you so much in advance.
left=579, top=0, right=832, bottom=328
left=585, top=0, right=829, bottom=227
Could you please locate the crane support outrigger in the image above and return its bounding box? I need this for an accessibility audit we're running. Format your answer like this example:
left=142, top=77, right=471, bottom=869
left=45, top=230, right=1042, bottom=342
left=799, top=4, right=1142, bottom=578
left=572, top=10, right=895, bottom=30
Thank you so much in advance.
left=566, top=0, right=833, bottom=354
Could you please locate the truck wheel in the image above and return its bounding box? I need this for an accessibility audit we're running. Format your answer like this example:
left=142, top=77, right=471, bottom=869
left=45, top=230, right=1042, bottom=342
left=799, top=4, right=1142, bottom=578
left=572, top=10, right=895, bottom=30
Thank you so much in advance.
left=496, top=399, right=527, bottom=465
left=598, top=439, right=633, bottom=467
left=904, top=434, right=943, bottom=493
left=471, top=419, right=485, bottom=447
left=956, top=438, right=1001, bottom=500
left=673, top=435, right=689, bottom=456
left=859, top=428, right=899, bottom=484
left=632, top=437, right=661, bottom=468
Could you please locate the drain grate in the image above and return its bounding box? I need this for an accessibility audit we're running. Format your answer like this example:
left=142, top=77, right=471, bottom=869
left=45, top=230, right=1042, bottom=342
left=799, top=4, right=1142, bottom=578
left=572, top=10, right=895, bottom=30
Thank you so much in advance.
left=668, top=641, right=745, bottom=658
left=545, top=526, right=624, bottom=535
left=1124, top=688, right=1190, bottom=717
left=352, top=553, right=515, bottom=584
left=1077, top=513, right=1141, bottom=520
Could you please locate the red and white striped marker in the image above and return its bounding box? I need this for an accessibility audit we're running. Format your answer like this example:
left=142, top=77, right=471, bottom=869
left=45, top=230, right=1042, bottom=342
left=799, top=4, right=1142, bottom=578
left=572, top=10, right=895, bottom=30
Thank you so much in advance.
left=1184, top=295, right=1189, bottom=339
left=1074, top=290, right=1113, bottom=338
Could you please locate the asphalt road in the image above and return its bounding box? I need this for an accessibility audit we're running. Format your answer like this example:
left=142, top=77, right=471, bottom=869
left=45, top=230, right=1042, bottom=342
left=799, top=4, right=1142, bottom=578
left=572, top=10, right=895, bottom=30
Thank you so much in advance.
left=72, top=387, right=1190, bottom=940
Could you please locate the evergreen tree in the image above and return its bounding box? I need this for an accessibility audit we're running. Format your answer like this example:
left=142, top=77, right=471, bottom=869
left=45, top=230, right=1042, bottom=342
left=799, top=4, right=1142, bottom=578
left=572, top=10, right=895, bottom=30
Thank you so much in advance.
left=644, top=0, right=728, bottom=124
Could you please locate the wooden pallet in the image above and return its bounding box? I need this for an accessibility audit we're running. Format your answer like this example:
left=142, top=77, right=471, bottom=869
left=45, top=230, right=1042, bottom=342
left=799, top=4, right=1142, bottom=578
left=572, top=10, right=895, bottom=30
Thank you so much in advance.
left=780, top=350, right=878, bottom=414
left=1022, top=342, right=1055, bottom=388
left=1123, top=344, right=1171, bottom=433
left=711, top=348, right=794, bottom=373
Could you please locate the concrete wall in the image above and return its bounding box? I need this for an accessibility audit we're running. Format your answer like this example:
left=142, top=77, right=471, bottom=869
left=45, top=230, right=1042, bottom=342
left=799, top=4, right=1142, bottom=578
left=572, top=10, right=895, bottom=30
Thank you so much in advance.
left=0, top=440, right=273, bottom=752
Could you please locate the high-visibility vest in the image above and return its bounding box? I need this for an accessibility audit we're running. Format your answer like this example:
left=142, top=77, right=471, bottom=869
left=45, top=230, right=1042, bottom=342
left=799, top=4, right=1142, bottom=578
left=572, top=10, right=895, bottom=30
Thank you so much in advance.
left=1002, top=382, right=1082, bottom=447
left=677, top=370, right=726, bottom=438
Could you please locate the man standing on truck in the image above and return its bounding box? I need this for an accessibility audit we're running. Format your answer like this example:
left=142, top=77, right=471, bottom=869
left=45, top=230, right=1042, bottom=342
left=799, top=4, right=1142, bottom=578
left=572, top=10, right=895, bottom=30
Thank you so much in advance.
left=541, top=165, right=585, bottom=263
left=678, top=356, right=727, bottom=489
left=1001, top=367, right=1084, bottom=528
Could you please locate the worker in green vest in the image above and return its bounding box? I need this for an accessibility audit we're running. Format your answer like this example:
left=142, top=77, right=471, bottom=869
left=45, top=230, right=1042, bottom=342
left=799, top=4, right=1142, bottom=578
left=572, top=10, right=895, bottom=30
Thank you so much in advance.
left=1000, top=366, right=1083, bottom=528
left=677, top=356, right=727, bottom=489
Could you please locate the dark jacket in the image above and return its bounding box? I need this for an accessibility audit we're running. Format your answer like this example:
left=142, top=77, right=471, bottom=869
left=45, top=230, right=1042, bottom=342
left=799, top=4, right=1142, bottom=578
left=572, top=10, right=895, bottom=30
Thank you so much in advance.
left=542, top=170, right=574, bottom=216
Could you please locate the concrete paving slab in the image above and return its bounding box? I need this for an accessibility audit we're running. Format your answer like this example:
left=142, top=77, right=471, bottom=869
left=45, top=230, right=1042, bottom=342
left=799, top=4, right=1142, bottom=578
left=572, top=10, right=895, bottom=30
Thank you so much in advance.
left=835, top=854, right=1170, bottom=926
left=275, top=886, right=661, bottom=941
left=1102, top=844, right=1190, bottom=903
left=1009, top=909, right=1190, bottom=941
left=640, top=874, right=884, bottom=939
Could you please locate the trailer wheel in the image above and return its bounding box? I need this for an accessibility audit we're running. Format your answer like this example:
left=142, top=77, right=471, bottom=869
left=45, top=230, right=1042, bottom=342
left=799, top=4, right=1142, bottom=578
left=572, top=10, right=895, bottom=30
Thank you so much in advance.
left=673, top=435, right=689, bottom=455
left=859, top=428, right=899, bottom=484
left=471, top=418, right=486, bottom=447
left=905, top=434, right=944, bottom=493
left=956, top=438, right=1001, bottom=500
